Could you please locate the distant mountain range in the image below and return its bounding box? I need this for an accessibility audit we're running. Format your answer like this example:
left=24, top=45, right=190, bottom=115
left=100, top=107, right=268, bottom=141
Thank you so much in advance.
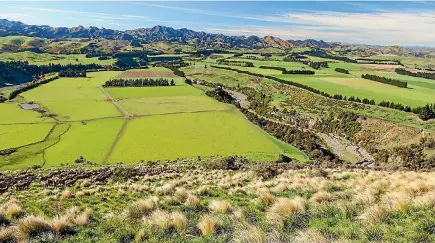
left=0, top=19, right=341, bottom=49
left=1, top=19, right=434, bottom=57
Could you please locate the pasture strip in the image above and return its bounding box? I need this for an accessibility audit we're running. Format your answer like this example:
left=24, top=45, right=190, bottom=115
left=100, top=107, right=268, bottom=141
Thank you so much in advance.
left=131, top=107, right=235, bottom=118
left=102, top=119, right=129, bottom=164
left=0, top=123, right=71, bottom=170
left=41, top=123, right=71, bottom=167
left=99, top=86, right=131, bottom=118
left=0, top=123, right=55, bottom=151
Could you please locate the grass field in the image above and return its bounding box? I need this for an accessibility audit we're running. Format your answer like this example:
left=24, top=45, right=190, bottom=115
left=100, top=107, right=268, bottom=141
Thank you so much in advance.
left=0, top=69, right=307, bottom=170
left=0, top=36, right=48, bottom=49
left=210, top=58, right=435, bottom=107
left=44, top=118, right=124, bottom=167
left=120, top=96, right=231, bottom=116
left=0, top=123, right=53, bottom=150
left=107, top=86, right=203, bottom=99
left=22, top=71, right=122, bottom=121
left=0, top=103, right=51, bottom=124
left=0, top=51, right=116, bottom=66
left=108, top=110, right=307, bottom=163
left=0, top=123, right=70, bottom=170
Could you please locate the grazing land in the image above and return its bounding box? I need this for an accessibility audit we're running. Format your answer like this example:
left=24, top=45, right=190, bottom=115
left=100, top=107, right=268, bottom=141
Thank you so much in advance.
left=209, top=58, right=435, bottom=107
left=0, top=123, right=53, bottom=150
left=108, top=110, right=306, bottom=163
left=1, top=22, right=435, bottom=243
left=0, top=67, right=307, bottom=170
left=0, top=51, right=115, bottom=65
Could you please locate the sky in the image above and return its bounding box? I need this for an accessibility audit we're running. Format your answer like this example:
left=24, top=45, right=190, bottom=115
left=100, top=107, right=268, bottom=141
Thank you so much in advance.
left=1, top=1, right=435, bottom=46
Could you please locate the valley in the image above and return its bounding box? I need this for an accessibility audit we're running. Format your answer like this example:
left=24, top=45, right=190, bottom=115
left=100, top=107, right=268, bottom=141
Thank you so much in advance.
left=0, top=12, right=435, bottom=242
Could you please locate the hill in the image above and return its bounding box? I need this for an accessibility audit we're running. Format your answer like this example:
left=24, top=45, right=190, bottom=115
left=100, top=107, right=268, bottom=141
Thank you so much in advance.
left=0, top=19, right=341, bottom=49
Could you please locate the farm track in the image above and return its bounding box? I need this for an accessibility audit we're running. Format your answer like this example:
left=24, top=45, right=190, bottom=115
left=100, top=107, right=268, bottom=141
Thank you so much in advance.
left=41, top=124, right=71, bottom=167
left=102, top=119, right=129, bottom=164
left=99, top=86, right=131, bottom=118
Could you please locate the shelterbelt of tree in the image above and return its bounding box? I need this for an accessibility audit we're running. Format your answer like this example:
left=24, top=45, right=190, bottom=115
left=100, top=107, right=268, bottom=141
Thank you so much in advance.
left=395, top=68, right=435, bottom=80
left=361, top=74, right=408, bottom=88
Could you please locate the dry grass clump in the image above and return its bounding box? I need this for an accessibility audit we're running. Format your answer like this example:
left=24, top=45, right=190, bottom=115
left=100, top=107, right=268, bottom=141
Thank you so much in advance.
left=72, top=208, right=92, bottom=226
left=268, top=197, right=306, bottom=217
left=257, top=188, right=276, bottom=206
left=267, top=197, right=307, bottom=229
left=185, top=194, right=200, bottom=208
left=75, top=188, right=98, bottom=197
left=310, top=191, right=333, bottom=204
left=62, top=188, right=73, bottom=199
left=196, top=185, right=213, bottom=196
left=149, top=210, right=172, bottom=230
left=124, top=197, right=157, bottom=220
left=294, top=229, right=328, bottom=243
left=197, top=215, right=217, bottom=236
left=3, top=201, right=23, bottom=219
left=233, top=225, right=266, bottom=243
left=173, top=187, right=188, bottom=202
left=361, top=204, right=385, bottom=226
left=0, top=227, right=16, bottom=242
left=414, top=191, right=435, bottom=207
left=17, top=215, right=52, bottom=241
left=383, top=191, right=412, bottom=212
left=146, top=210, right=188, bottom=232
left=208, top=200, right=231, bottom=213
left=233, top=207, right=245, bottom=220
left=80, top=179, right=90, bottom=187
left=171, top=212, right=188, bottom=232
left=51, top=217, right=70, bottom=234
left=404, top=181, right=429, bottom=196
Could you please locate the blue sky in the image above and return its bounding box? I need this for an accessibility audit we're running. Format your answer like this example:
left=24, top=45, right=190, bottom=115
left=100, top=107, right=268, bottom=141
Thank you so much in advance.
left=1, top=1, right=435, bottom=46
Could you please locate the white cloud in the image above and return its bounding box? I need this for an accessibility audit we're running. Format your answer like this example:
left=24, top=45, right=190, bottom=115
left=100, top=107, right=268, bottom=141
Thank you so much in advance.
left=18, top=7, right=154, bottom=22
left=135, top=3, right=267, bottom=21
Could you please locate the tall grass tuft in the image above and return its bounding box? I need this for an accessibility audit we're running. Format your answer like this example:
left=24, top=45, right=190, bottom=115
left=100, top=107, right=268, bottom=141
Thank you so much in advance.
left=17, top=215, right=52, bottom=241
left=171, top=212, right=188, bottom=233
left=185, top=194, right=200, bottom=208
left=197, top=215, right=217, bottom=236
left=208, top=200, right=231, bottom=213
left=124, top=197, right=157, bottom=220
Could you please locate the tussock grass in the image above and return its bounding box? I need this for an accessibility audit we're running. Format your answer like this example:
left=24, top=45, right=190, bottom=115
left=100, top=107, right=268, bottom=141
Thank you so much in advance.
left=62, top=188, right=73, bottom=199
left=197, top=215, right=217, bottom=236
left=171, top=212, right=188, bottom=232
left=257, top=188, right=276, bottom=206
left=208, top=200, right=231, bottom=213
left=311, top=191, right=333, bottom=204
left=51, top=217, right=71, bottom=234
left=17, top=215, right=52, bottom=241
left=3, top=201, right=23, bottom=219
left=124, top=197, right=158, bottom=220
left=361, top=204, right=385, bottom=226
left=149, top=210, right=172, bottom=230
left=173, top=187, right=188, bottom=202
left=185, top=194, right=200, bottom=208
left=0, top=227, right=16, bottom=242
left=233, top=225, right=266, bottom=243
left=294, top=229, right=328, bottom=243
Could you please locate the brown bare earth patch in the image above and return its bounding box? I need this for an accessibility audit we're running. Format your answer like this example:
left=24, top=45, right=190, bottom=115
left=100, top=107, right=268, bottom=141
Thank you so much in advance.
left=118, top=71, right=178, bottom=78
left=360, top=64, right=403, bottom=72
